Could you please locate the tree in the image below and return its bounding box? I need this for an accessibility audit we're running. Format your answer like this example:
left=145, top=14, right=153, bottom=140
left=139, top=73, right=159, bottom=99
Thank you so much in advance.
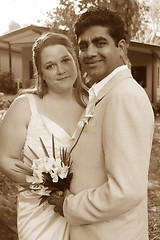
left=8, top=21, right=21, bottom=32
left=134, top=0, right=160, bottom=45
left=44, top=0, right=142, bottom=43
left=77, top=0, right=141, bottom=40
left=42, top=0, right=160, bottom=45
left=108, top=0, right=141, bottom=40
left=45, top=0, right=77, bottom=44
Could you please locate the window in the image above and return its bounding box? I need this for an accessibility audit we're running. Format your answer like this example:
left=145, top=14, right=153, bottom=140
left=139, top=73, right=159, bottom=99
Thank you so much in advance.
left=158, top=66, right=160, bottom=88
left=131, top=66, right=147, bottom=88
left=29, top=61, right=33, bottom=79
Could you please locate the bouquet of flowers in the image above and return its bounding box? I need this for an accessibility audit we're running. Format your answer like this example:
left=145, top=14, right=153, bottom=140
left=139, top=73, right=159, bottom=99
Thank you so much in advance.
left=14, top=134, right=73, bottom=205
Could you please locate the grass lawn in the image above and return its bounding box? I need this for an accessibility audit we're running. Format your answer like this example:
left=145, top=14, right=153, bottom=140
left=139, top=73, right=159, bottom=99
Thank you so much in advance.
left=148, top=116, right=160, bottom=240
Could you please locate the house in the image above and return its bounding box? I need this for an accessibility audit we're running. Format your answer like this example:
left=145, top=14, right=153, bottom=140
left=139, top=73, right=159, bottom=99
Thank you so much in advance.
left=0, top=24, right=160, bottom=104
left=0, top=25, right=50, bottom=89
left=128, top=41, right=160, bottom=104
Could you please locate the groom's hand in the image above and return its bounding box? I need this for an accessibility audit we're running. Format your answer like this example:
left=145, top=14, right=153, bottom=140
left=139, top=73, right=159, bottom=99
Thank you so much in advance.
left=54, top=194, right=65, bottom=216
left=48, top=190, right=71, bottom=216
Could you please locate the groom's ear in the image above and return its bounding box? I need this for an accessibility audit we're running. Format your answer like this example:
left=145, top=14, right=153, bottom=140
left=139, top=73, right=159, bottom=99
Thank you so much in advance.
left=117, top=39, right=127, bottom=58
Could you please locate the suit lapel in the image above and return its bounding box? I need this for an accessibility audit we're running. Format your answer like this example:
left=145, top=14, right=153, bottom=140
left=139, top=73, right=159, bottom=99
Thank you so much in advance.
left=69, top=68, right=133, bottom=154
left=96, top=68, right=132, bottom=105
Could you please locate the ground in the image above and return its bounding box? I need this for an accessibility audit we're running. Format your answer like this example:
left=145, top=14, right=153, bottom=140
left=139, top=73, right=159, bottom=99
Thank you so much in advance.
left=0, top=100, right=160, bottom=239
left=148, top=116, right=160, bottom=240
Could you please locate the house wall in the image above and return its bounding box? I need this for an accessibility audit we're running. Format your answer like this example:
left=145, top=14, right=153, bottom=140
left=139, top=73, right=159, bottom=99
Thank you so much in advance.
left=156, top=57, right=160, bottom=101
left=0, top=47, right=22, bottom=82
left=22, top=47, right=32, bottom=88
left=128, top=50, right=153, bottom=102
left=0, top=49, right=9, bottom=72
left=0, top=38, right=159, bottom=104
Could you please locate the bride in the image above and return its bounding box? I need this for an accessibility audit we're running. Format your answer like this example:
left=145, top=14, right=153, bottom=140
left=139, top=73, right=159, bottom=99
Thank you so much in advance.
left=0, top=32, right=88, bottom=240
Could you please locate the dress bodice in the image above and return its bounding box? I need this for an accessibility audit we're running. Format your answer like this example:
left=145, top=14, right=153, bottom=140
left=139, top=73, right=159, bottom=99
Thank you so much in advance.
left=23, top=94, right=75, bottom=164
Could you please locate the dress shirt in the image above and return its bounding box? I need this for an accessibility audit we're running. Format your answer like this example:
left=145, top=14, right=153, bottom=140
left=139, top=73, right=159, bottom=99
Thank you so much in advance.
left=89, top=65, right=128, bottom=97
left=85, top=65, right=128, bottom=118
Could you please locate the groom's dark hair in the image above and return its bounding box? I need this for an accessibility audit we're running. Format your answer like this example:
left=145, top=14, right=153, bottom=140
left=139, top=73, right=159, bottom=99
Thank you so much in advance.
left=74, top=6, right=129, bottom=46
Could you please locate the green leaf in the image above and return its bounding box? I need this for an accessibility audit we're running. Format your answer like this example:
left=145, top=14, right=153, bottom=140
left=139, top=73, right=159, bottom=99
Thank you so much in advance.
left=47, top=186, right=60, bottom=191
left=63, top=172, right=73, bottom=189
left=28, top=146, right=39, bottom=159
left=60, top=147, right=69, bottom=166
left=42, top=172, right=52, bottom=182
left=52, top=134, right=55, bottom=159
left=11, top=182, right=31, bottom=186
left=23, top=154, right=32, bottom=165
left=19, top=184, right=31, bottom=188
left=12, top=168, right=32, bottom=176
left=39, top=195, right=49, bottom=205
left=15, top=163, right=32, bottom=172
left=13, top=163, right=33, bottom=175
left=18, top=188, right=30, bottom=193
left=39, top=137, right=49, bottom=157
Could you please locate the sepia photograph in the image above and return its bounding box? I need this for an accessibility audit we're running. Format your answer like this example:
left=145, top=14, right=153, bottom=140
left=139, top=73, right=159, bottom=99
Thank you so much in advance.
left=0, top=0, right=160, bottom=239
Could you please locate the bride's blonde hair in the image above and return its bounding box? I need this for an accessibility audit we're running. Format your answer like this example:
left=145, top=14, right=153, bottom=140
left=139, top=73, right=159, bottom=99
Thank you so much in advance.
left=32, top=32, right=88, bottom=106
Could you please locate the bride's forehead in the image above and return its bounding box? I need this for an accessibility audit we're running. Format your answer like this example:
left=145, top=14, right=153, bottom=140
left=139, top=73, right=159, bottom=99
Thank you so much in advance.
left=41, top=45, right=68, bottom=53
left=41, top=45, right=71, bottom=59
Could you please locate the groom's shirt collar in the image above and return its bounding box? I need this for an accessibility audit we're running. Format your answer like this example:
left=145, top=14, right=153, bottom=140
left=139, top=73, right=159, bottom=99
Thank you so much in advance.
left=89, top=65, right=128, bottom=97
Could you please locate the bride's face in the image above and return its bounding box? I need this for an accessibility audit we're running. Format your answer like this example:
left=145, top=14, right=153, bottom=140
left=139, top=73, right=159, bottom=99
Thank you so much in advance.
left=41, top=44, right=77, bottom=93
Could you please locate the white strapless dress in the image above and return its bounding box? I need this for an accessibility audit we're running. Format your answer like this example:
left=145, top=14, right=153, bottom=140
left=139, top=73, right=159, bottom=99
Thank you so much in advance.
left=17, top=94, right=83, bottom=240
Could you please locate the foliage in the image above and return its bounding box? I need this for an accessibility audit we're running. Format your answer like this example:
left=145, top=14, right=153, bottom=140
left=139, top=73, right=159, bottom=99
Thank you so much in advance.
left=44, top=0, right=142, bottom=44
left=0, top=99, right=13, bottom=111
left=14, top=136, right=73, bottom=206
left=0, top=174, right=18, bottom=240
left=0, top=71, right=17, bottom=94
left=41, top=0, right=160, bottom=45
left=134, top=0, right=160, bottom=45
left=105, top=0, right=141, bottom=40
left=44, top=0, right=77, bottom=44
left=153, top=99, right=160, bottom=115
left=148, top=117, right=160, bottom=240
left=78, top=0, right=141, bottom=40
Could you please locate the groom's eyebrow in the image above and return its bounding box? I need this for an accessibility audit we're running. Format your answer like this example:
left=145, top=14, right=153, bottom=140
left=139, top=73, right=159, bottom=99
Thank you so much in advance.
left=78, top=40, right=88, bottom=46
left=78, top=37, right=108, bottom=46
left=92, top=37, right=108, bottom=42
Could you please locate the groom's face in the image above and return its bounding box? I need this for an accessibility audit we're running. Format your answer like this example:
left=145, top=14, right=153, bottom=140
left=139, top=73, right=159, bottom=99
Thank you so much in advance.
left=78, top=25, right=124, bottom=83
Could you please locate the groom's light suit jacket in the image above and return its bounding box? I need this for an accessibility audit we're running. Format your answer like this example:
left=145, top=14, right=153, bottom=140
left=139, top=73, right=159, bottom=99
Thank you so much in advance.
left=63, top=68, right=155, bottom=240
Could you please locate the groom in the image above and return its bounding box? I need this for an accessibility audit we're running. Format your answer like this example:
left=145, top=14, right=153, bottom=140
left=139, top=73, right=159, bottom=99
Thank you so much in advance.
left=52, top=6, right=154, bottom=240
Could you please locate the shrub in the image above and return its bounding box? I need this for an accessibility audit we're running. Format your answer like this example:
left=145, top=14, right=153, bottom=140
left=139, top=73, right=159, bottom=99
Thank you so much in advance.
left=0, top=99, right=13, bottom=110
left=154, top=100, right=160, bottom=115
left=0, top=71, right=17, bottom=94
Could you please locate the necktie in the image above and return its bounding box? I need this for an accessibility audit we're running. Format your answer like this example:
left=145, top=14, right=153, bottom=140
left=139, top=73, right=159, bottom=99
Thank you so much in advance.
left=85, top=86, right=97, bottom=119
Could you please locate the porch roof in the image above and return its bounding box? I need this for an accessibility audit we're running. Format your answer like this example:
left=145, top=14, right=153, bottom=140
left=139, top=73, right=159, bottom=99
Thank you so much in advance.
left=0, top=24, right=160, bottom=57
left=0, top=25, right=50, bottom=50
left=129, top=41, right=160, bottom=58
